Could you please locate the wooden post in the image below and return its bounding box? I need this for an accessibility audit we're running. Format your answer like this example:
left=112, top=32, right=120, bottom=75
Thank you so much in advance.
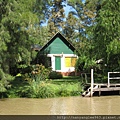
left=108, top=72, right=110, bottom=88
left=99, top=85, right=101, bottom=97
left=90, top=69, right=94, bottom=97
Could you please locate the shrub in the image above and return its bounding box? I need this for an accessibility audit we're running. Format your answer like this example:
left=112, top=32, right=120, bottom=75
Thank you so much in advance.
left=16, top=85, right=30, bottom=98
left=0, top=69, right=14, bottom=98
left=32, top=64, right=50, bottom=81
left=49, top=71, right=62, bottom=79
left=54, top=84, right=70, bottom=97
left=7, top=76, right=30, bottom=98
left=71, top=91, right=80, bottom=96
left=29, top=81, right=55, bottom=98
left=21, top=64, right=51, bottom=82
left=0, top=69, right=14, bottom=90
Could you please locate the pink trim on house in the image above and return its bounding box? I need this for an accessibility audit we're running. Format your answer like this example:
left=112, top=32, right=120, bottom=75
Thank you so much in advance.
left=60, top=72, right=81, bottom=76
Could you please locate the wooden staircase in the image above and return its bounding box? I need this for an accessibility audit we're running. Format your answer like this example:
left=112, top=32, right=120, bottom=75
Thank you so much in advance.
left=82, top=85, right=98, bottom=97
left=81, top=70, right=120, bottom=97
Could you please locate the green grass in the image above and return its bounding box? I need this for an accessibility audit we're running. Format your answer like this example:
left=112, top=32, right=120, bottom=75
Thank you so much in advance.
left=46, top=76, right=82, bottom=97
left=50, top=76, right=80, bottom=84
left=7, top=76, right=83, bottom=98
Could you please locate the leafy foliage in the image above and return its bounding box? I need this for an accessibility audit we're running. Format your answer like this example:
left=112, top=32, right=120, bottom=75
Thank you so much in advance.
left=0, top=68, right=14, bottom=98
left=47, top=0, right=66, bottom=35
left=19, top=64, right=51, bottom=82
left=49, top=71, right=63, bottom=79
left=76, top=55, right=98, bottom=73
left=29, top=81, right=55, bottom=98
left=93, top=0, right=120, bottom=71
left=0, top=0, right=38, bottom=73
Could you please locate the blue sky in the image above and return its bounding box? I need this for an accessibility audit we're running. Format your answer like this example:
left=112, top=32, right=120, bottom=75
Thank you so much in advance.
left=41, top=2, right=76, bottom=26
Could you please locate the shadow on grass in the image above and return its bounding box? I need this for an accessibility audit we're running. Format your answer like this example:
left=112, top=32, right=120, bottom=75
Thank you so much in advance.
left=50, top=76, right=81, bottom=85
left=7, top=76, right=30, bottom=98
left=10, top=76, right=29, bottom=86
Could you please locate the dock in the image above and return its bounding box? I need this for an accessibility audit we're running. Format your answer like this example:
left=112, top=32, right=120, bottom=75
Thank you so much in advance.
left=82, top=70, right=120, bottom=97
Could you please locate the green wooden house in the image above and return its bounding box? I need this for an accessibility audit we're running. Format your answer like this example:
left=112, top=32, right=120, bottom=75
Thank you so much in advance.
left=36, top=32, right=78, bottom=76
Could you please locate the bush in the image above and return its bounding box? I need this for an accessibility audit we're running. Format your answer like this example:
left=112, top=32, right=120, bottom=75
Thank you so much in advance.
left=20, top=64, right=51, bottom=82
left=49, top=71, right=62, bottom=79
left=7, top=76, right=30, bottom=98
left=29, top=81, right=55, bottom=98
left=31, top=64, right=50, bottom=80
left=54, top=83, right=81, bottom=97
left=57, top=87, right=71, bottom=97
left=71, top=91, right=80, bottom=96
left=0, top=69, right=14, bottom=98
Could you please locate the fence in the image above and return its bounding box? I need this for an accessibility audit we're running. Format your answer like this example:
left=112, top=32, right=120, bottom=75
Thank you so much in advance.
left=108, top=72, right=120, bottom=87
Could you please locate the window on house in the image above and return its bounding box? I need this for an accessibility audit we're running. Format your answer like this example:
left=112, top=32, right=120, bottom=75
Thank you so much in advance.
left=65, top=57, right=77, bottom=67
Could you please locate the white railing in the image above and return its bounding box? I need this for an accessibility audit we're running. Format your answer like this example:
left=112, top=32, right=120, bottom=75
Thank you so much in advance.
left=108, top=72, right=120, bottom=87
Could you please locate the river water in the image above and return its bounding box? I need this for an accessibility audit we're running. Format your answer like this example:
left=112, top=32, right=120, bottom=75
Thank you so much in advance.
left=0, top=96, right=120, bottom=115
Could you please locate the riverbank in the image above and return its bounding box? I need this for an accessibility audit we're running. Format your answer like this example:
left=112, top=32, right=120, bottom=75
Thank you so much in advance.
left=2, top=76, right=83, bottom=98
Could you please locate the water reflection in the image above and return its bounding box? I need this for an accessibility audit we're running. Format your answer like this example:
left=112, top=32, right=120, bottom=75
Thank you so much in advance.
left=0, top=96, right=120, bottom=115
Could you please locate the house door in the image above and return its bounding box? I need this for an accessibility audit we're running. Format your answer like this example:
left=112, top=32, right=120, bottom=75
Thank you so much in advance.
left=55, top=56, right=61, bottom=70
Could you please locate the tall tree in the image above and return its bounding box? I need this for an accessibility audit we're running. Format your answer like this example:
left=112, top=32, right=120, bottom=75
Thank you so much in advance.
left=47, top=0, right=66, bottom=37
left=93, top=0, right=120, bottom=71
left=33, top=0, right=52, bottom=23
left=67, top=0, right=97, bottom=39
left=63, top=12, right=78, bottom=42
left=0, top=0, right=39, bottom=74
left=66, top=0, right=98, bottom=67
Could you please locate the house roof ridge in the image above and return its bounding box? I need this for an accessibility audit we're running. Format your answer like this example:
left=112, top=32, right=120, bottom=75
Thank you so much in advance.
left=48, top=31, right=61, bottom=42
left=39, top=32, right=76, bottom=52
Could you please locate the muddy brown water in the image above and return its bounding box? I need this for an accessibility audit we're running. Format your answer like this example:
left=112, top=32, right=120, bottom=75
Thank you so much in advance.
left=0, top=96, right=120, bottom=115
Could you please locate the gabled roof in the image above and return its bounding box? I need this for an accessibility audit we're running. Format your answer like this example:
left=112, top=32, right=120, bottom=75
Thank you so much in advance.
left=40, top=32, right=76, bottom=52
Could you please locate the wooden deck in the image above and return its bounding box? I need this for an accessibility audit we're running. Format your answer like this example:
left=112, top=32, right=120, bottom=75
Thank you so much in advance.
left=93, top=87, right=120, bottom=91
left=86, top=83, right=120, bottom=86
left=82, top=83, right=120, bottom=97
left=82, top=70, right=120, bottom=97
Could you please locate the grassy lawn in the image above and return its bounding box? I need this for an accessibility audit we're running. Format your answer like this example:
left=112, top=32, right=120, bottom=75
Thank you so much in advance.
left=50, top=76, right=80, bottom=84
